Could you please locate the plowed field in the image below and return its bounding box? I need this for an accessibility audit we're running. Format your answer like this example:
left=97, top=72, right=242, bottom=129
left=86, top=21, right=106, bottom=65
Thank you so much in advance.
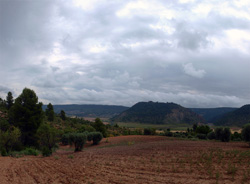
left=1, top=136, right=250, bottom=184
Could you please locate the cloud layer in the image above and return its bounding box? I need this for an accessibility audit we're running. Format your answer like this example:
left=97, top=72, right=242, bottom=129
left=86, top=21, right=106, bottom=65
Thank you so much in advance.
left=0, top=0, right=250, bottom=107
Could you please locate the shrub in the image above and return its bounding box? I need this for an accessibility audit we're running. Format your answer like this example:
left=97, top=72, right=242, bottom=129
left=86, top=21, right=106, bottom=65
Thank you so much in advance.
left=22, top=147, right=39, bottom=156
left=64, top=133, right=87, bottom=152
left=165, top=131, right=173, bottom=137
left=215, top=127, right=231, bottom=142
left=92, top=118, right=107, bottom=137
left=222, top=128, right=231, bottom=142
left=37, top=123, right=59, bottom=156
left=42, top=147, right=52, bottom=157
left=1, top=148, right=8, bottom=156
left=207, top=131, right=216, bottom=140
left=196, top=125, right=212, bottom=135
left=215, top=127, right=223, bottom=140
left=231, top=132, right=242, bottom=141
left=92, top=132, right=103, bottom=145
left=197, top=133, right=207, bottom=140
left=61, top=134, right=70, bottom=145
left=144, top=128, right=156, bottom=135
left=87, top=132, right=94, bottom=142
left=0, top=126, right=21, bottom=153
left=242, top=124, right=250, bottom=146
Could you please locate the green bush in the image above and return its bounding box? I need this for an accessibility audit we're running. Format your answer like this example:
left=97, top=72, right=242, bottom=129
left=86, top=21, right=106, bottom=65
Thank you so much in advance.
left=165, top=131, right=173, bottom=137
left=242, top=124, right=250, bottom=146
left=87, top=132, right=94, bottom=142
left=215, top=127, right=231, bottom=142
left=207, top=131, right=216, bottom=140
left=144, top=128, right=156, bottom=135
left=61, top=134, right=70, bottom=145
left=231, top=132, right=242, bottom=141
left=42, top=147, right=52, bottom=157
left=1, top=148, right=8, bottom=156
left=37, top=123, right=59, bottom=156
left=22, top=147, right=39, bottom=156
left=64, top=133, right=87, bottom=152
left=196, top=125, right=212, bottom=135
left=196, top=133, right=207, bottom=140
left=92, top=132, right=103, bottom=145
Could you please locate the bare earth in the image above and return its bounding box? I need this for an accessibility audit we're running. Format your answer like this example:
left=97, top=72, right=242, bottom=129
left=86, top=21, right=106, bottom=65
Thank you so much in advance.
left=0, top=135, right=250, bottom=184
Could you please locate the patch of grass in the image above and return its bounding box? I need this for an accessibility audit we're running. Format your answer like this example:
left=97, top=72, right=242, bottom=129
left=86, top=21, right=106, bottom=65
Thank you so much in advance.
left=10, top=148, right=40, bottom=158
left=68, top=155, right=74, bottom=159
left=117, top=122, right=190, bottom=131
left=54, top=156, right=59, bottom=160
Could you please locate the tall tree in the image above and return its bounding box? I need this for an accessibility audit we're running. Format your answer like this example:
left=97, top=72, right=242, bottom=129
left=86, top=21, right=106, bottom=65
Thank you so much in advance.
left=46, top=103, right=54, bottom=121
left=60, top=110, right=66, bottom=120
left=9, top=88, right=43, bottom=147
left=6, top=92, right=14, bottom=110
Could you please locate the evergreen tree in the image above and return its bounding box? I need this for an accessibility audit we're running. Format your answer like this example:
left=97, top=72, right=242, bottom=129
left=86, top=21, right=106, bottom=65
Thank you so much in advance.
left=46, top=103, right=54, bottom=121
left=92, top=118, right=107, bottom=137
left=6, top=92, right=14, bottom=110
left=9, top=88, right=43, bottom=147
left=60, top=110, right=66, bottom=120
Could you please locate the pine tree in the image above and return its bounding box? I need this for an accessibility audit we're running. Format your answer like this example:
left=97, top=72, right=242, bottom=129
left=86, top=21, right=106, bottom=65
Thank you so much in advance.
left=9, top=88, right=43, bottom=147
left=46, top=103, right=54, bottom=121
left=6, top=92, right=14, bottom=110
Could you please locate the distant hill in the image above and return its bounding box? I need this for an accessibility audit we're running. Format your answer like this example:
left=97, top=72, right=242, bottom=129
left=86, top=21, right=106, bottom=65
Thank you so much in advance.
left=214, top=104, right=250, bottom=127
left=190, top=107, right=237, bottom=123
left=111, top=101, right=204, bottom=124
left=43, top=104, right=129, bottom=118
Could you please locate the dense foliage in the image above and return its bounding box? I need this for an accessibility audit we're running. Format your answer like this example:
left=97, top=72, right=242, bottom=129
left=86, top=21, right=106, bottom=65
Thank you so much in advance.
left=9, top=88, right=43, bottom=147
left=215, top=105, right=250, bottom=127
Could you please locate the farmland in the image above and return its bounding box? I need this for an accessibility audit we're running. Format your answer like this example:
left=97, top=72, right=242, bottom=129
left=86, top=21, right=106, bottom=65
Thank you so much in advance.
left=1, top=135, right=250, bottom=184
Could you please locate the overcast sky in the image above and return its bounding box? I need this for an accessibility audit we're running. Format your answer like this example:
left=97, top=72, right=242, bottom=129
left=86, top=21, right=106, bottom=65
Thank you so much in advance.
left=0, top=0, right=250, bottom=108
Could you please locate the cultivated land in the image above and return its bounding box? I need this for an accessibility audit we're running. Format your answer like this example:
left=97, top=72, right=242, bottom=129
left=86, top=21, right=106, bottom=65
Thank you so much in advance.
left=1, top=136, right=250, bottom=184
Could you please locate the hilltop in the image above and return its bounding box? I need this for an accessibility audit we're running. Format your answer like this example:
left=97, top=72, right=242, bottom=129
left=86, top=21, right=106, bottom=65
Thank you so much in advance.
left=111, top=101, right=204, bottom=125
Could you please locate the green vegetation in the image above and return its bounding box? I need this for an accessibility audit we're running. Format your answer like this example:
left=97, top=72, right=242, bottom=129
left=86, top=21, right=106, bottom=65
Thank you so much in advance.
left=242, top=124, right=250, bottom=147
left=45, top=103, right=55, bottom=122
left=9, top=88, right=43, bottom=147
left=215, top=104, right=250, bottom=127
left=117, top=122, right=190, bottom=131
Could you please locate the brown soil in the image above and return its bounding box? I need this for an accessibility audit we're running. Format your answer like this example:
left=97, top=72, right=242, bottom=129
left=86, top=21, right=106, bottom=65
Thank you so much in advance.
left=1, top=136, right=250, bottom=184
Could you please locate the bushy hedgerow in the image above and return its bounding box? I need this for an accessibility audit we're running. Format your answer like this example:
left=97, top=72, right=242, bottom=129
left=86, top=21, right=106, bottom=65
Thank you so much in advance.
left=144, top=128, right=156, bottom=135
left=207, top=131, right=216, bottom=140
left=215, top=127, right=231, bottom=142
left=231, top=132, right=242, bottom=141
left=196, top=133, right=207, bottom=140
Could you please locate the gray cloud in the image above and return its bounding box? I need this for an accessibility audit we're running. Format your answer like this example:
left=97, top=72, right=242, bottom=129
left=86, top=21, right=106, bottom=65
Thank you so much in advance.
left=0, top=0, right=250, bottom=108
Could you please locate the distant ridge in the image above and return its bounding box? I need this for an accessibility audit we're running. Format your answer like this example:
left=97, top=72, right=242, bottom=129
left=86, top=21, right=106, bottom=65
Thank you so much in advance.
left=214, top=104, right=250, bottom=127
left=190, top=107, right=237, bottom=123
left=43, top=104, right=129, bottom=118
left=111, top=101, right=204, bottom=124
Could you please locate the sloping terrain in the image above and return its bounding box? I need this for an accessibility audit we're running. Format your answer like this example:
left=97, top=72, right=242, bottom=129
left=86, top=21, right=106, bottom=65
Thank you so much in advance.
left=1, top=136, right=249, bottom=184
left=190, top=107, right=237, bottom=123
left=215, top=104, right=250, bottom=127
left=112, top=101, right=204, bottom=124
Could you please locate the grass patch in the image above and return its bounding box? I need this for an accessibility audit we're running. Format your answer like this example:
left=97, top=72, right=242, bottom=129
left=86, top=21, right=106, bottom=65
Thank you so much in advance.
left=117, top=122, right=190, bottom=131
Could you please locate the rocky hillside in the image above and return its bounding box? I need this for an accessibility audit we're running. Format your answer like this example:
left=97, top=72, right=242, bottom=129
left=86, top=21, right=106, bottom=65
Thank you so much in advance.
left=111, top=101, right=204, bottom=124
left=190, top=107, right=237, bottom=123
left=214, top=104, right=250, bottom=127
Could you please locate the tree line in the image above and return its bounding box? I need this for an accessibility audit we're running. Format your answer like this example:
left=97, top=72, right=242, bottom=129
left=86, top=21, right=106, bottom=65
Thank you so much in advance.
left=0, top=88, right=106, bottom=157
